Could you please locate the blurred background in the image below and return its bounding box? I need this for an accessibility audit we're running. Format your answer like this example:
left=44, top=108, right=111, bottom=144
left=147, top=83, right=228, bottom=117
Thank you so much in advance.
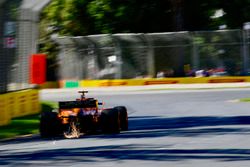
left=0, top=0, right=250, bottom=93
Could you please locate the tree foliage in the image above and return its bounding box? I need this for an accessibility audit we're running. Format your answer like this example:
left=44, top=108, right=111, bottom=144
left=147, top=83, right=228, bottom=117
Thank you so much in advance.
left=40, top=0, right=250, bottom=36
left=221, top=0, right=250, bottom=29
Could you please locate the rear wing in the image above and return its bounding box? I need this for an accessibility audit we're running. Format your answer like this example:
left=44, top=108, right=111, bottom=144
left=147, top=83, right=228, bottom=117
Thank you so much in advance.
left=59, top=99, right=97, bottom=109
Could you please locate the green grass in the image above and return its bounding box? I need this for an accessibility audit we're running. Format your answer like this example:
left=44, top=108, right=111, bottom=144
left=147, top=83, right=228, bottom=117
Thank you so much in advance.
left=0, top=114, right=40, bottom=139
left=239, top=98, right=250, bottom=102
left=41, top=101, right=58, bottom=111
left=0, top=101, right=57, bottom=140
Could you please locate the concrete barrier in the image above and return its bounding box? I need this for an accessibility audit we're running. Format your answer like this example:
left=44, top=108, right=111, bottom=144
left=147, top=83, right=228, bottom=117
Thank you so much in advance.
left=43, top=77, right=250, bottom=89
left=0, top=89, right=41, bottom=126
left=78, top=77, right=250, bottom=87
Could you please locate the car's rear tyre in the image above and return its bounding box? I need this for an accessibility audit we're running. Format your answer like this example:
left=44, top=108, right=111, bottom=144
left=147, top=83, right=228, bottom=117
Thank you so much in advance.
left=39, top=111, right=62, bottom=138
left=101, top=108, right=120, bottom=134
left=114, top=106, right=128, bottom=131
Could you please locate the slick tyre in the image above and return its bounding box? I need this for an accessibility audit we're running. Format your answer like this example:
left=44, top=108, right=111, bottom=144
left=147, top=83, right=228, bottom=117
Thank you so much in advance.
left=39, top=111, right=61, bottom=138
left=101, top=108, right=120, bottom=134
left=114, top=106, right=128, bottom=131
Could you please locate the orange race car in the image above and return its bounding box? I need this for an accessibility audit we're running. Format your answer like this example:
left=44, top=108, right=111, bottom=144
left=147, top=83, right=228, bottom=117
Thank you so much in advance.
left=39, top=91, right=128, bottom=138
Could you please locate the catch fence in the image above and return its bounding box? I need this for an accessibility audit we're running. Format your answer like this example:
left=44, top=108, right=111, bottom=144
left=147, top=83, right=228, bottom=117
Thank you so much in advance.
left=55, top=29, right=250, bottom=80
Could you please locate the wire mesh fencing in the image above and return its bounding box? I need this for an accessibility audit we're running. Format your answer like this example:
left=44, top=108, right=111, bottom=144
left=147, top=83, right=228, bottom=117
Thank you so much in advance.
left=55, top=29, right=250, bottom=80
left=192, top=30, right=244, bottom=76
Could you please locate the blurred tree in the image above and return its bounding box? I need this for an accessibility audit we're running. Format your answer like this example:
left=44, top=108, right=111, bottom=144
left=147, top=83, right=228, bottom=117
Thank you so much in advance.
left=40, top=0, right=250, bottom=36
left=221, top=0, right=250, bottom=29
left=185, top=0, right=250, bottom=30
left=87, top=0, right=173, bottom=33
left=40, top=0, right=96, bottom=36
left=182, top=0, right=225, bottom=31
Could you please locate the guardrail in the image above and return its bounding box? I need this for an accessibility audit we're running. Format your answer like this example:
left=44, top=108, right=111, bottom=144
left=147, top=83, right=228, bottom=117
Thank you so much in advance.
left=0, top=89, right=40, bottom=126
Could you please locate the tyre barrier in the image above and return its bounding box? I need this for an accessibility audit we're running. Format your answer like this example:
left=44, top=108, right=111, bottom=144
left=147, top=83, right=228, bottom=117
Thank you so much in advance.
left=0, top=89, right=41, bottom=126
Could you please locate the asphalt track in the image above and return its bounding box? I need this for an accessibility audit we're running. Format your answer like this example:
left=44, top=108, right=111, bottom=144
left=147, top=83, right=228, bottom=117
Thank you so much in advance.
left=2, top=85, right=250, bottom=166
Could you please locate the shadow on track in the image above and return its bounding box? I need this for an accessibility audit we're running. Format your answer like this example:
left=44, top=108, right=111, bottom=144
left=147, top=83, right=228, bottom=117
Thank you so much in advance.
left=1, top=115, right=250, bottom=165
left=129, top=115, right=250, bottom=130
left=1, top=145, right=250, bottom=165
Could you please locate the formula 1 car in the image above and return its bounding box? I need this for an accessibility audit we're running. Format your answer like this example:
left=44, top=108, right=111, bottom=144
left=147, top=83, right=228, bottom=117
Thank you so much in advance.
left=39, top=91, right=128, bottom=138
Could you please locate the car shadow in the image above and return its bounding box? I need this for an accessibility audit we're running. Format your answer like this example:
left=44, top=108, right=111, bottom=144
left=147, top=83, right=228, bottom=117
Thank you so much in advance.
left=96, top=115, right=250, bottom=139
left=1, top=145, right=250, bottom=166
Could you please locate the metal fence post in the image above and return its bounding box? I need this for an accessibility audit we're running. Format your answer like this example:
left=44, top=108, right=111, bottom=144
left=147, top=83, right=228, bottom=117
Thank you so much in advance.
left=0, top=1, right=7, bottom=93
left=112, top=35, right=122, bottom=79
left=0, top=0, right=6, bottom=93
left=85, top=37, right=99, bottom=79
left=145, top=34, right=155, bottom=78
left=192, top=33, right=199, bottom=71
left=242, top=22, right=250, bottom=75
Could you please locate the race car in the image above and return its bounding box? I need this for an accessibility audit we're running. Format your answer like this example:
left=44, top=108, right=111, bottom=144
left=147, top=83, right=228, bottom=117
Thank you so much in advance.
left=39, top=91, right=128, bottom=138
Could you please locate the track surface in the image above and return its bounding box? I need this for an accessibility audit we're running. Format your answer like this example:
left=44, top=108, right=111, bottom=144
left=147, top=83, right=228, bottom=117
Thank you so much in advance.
left=1, top=88, right=250, bottom=166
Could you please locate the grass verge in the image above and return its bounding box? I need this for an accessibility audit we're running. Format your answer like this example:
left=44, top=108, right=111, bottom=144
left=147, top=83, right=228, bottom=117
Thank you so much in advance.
left=0, top=101, right=57, bottom=140
left=239, top=98, right=250, bottom=102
